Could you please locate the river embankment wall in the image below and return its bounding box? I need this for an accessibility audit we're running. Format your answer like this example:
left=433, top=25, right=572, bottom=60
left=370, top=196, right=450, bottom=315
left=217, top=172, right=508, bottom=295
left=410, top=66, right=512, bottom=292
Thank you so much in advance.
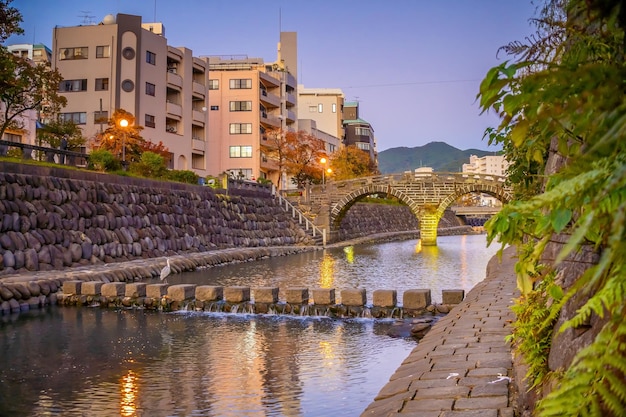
left=0, top=162, right=314, bottom=277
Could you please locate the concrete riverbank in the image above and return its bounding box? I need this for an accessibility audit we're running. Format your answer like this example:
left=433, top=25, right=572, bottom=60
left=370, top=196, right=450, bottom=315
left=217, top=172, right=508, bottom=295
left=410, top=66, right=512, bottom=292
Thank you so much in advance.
left=361, top=245, right=519, bottom=416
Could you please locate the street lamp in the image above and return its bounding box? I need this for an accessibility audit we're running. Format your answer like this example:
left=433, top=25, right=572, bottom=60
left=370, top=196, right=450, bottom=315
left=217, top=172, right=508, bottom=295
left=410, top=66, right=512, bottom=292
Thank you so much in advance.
left=119, top=118, right=129, bottom=169
left=321, top=157, right=327, bottom=185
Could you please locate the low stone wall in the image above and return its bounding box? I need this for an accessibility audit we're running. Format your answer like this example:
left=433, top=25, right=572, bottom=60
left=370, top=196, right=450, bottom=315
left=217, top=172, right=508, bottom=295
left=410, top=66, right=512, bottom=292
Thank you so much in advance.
left=0, top=162, right=312, bottom=276
left=56, top=281, right=465, bottom=320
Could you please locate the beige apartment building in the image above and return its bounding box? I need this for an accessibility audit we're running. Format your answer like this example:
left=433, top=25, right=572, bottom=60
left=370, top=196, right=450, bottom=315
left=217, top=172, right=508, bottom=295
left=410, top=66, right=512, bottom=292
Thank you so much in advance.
left=51, top=13, right=209, bottom=173
left=462, top=154, right=510, bottom=176
left=297, top=85, right=344, bottom=155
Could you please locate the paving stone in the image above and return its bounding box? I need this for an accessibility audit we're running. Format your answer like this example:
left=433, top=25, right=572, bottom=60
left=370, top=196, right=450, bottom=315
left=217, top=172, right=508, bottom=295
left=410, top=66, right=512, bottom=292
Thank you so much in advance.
left=441, top=410, right=497, bottom=417
left=413, top=386, right=470, bottom=399
left=470, top=382, right=509, bottom=397
left=454, top=396, right=508, bottom=410
left=402, top=398, right=454, bottom=412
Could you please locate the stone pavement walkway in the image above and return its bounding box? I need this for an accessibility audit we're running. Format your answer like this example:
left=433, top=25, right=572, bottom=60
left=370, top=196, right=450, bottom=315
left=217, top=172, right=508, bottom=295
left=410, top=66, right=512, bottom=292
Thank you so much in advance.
left=361, top=245, right=520, bottom=417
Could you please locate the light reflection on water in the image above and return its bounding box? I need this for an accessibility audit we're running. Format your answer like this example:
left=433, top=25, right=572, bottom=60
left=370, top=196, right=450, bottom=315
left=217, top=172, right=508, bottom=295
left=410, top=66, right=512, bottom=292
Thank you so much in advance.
left=0, top=235, right=499, bottom=416
left=165, top=234, right=499, bottom=304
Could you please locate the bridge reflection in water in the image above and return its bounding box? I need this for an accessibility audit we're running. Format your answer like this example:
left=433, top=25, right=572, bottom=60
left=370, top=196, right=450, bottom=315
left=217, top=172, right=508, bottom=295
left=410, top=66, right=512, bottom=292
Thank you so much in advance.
left=0, top=235, right=499, bottom=417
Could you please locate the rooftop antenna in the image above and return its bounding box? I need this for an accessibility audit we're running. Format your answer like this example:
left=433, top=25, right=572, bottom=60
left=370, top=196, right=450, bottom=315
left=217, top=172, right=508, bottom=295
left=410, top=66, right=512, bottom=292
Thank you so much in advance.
left=79, top=11, right=96, bottom=25
left=154, top=0, right=157, bottom=22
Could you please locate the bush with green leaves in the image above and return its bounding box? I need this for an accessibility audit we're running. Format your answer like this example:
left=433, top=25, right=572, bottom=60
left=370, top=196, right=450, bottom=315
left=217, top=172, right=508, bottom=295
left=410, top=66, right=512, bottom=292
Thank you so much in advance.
left=479, top=1, right=626, bottom=415
left=131, top=151, right=167, bottom=179
left=166, top=169, right=199, bottom=184
left=87, top=149, right=120, bottom=172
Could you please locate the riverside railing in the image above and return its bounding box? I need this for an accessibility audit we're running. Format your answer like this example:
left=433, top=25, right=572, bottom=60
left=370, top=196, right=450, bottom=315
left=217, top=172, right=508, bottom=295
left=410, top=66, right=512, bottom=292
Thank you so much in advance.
left=275, top=192, right=326, bottom=246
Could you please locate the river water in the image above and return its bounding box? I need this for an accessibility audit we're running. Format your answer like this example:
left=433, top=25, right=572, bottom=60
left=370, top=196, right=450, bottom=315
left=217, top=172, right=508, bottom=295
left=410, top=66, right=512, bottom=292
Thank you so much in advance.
left=0, top=235, right=499, bottom=417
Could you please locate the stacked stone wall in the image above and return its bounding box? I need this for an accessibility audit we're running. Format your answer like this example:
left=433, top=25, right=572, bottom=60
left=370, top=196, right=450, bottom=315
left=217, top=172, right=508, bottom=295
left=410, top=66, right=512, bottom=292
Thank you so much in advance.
left=337, top=203, right=466, bottom=241
left=0, top=162, right=312, bottom=276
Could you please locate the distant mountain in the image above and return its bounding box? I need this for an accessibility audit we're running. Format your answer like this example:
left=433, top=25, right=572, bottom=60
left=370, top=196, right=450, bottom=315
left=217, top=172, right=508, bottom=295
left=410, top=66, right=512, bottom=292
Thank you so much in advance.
left=377, top=141, right=495, bottom=174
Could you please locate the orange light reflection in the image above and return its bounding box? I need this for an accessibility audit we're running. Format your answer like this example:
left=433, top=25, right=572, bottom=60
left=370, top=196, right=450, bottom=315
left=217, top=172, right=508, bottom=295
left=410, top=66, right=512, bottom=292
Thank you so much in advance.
left=120, top=370, right=138, bottom=417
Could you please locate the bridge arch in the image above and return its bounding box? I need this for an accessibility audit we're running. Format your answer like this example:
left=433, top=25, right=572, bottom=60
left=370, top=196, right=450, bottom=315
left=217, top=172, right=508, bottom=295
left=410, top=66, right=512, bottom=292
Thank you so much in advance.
left=330, top=184, right=419, bottom=230
left=319, top=174, right=513, bottom=246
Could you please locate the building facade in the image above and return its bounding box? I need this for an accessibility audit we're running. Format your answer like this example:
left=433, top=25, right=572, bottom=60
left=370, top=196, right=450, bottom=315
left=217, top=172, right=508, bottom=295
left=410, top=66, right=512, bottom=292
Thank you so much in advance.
left=51, top=13, right=209, bottom=173
left=462, top=154, right=510, bottom=176
left=297, top=85, right=344, bottom=155
left=205, top=32, right=298, bottom=185
left=342, top=101, right=377, bottom=164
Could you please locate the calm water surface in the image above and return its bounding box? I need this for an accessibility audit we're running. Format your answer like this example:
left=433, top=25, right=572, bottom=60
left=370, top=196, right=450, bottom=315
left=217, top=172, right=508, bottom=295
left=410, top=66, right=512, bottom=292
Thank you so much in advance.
left=0, top=235, right=499, bottom=417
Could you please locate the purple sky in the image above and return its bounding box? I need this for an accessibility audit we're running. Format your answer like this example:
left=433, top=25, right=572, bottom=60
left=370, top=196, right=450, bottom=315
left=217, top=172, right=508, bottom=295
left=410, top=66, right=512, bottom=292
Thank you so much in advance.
left=7, top=0, right=538, bottom=152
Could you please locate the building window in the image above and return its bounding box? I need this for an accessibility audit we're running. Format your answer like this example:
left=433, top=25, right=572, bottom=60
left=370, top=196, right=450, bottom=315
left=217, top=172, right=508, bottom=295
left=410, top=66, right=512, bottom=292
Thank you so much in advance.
left=229, top=101, right=252, bottom=111
left=95, top=78, right=109, bottom=91
left=94, top=111, right=108, bottom=124
left=229, top=146, right=253, bottom=158
left=227, top=168, right=252, bottom=180
left=59, top=79, right=87, bottom=92
left=96, top=45, right=110, bottom=58
left=332, top=103, right=337, bottom=113
left=309, top=106, right=317, bottom=113
left=356, top=142, right=370, bottom=151
left=210, top=105, right=219, bottom=110
left=3, top=133, right=21, bottom=143
left=59, top=112, right=87, bottom=124
left=146, top=51, right=156, bottom=65
left=318, top=104, right=323, bottom=113
left=229, top=123, right=252, bottom=134
left=146, top=82, right=156, bottom=96
left=355, top=127, right=371, bottom=137
left=59, top=47, right=88, bottom=60
left=229, top=79, right=252, bottom=89
left=208, top=79, right=219, bottom=90
left=145, top=114, right=156, bottom=128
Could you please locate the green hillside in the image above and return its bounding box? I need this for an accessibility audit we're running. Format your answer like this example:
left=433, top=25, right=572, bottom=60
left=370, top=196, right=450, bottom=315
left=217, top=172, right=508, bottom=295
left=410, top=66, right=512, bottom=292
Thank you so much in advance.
left=377, top=141, right=495, bottom=174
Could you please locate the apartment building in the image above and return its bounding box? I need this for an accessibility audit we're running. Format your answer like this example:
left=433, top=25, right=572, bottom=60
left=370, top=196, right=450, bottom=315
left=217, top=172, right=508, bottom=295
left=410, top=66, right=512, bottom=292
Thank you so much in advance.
left=462, top=154, right=510, bottom=176
left=205, top=32, right=298, bottom=185
left=343, top=101, right=377, bottom=165
left=2, top=45, right=50, bottom=147
left=51, top=13, right=209, bottom=173
left=297, top=85, right=344, bottom=155
left=7, top=43, right=52, bottom=65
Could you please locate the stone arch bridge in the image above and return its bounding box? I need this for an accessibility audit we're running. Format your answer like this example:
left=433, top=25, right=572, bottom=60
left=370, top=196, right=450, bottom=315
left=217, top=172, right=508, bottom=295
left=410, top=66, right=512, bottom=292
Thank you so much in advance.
left=297, top=172, right=512, bottom=246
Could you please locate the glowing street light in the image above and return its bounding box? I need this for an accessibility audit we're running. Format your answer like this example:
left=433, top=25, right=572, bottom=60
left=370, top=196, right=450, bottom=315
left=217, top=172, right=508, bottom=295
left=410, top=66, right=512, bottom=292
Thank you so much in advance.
left=321, top=157, right=328, bottom=184
left=119, top=118, right=129, bottom=169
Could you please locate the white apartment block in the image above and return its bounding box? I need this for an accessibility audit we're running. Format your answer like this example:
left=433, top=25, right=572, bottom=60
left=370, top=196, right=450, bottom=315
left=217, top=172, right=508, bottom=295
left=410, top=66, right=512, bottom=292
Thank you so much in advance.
left=462, top=154, right=510, bottom=176
left=51, top=13, right=209, bottom=173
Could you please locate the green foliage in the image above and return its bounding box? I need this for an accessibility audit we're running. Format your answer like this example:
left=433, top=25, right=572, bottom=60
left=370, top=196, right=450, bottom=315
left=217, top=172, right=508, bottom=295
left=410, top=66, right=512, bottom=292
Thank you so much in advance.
left=36, top=120, right=85, bottom=150
left=88, top=149, right=120, bottom=172
left=478, top=0, right=626, bottom=413
left=130, top=151, right=167, bottom=179
left=166, top=169, right=199, bottom=184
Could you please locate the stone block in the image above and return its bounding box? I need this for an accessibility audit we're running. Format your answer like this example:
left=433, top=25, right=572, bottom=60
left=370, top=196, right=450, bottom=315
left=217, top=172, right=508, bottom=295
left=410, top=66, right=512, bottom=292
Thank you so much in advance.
left=373, top=289, right=397, bottom=308
left=146, top=284, right=168, bottom=298
left=285, top=287, right=309, bottom=304
left=63, top=280, right=82, bottom=295
left=253, top=287, right=278, bottom=303
left=403, top=289, right=432, bottom=309
left=81, top=281, right=103, bottom=296
left=101, top=282, right=125, bottom=297
left=125, top=283, right=147, bottom=298
left=311, top=288, right=335, bottom=305
left=341, top=288, right=366, bottom=306
left=167, top=284, right=197, bottom=301
left=442, top=289, right=464, bottom=305
left=224, top=286, right=250, bottom=303
left=196, top=286, right=223, bottom=302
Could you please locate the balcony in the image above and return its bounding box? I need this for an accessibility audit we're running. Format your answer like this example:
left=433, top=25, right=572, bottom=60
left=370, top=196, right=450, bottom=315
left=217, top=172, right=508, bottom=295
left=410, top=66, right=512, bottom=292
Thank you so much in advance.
left=285, top=92, right=296, bottom=106
left=192, top=81, right=205, bottom=96
left=286, top=109, right=296, bottom=123
left=260, top=89, right=281, bottom=108
left=192, top=109, right=205, bottom=123
left=261, top=113, right=281, bottom=128
left=166, top=101, right=182, bottom=117
left=167, top=72, right=182, bottom=88
left=192, top=138, right=205, bottom=152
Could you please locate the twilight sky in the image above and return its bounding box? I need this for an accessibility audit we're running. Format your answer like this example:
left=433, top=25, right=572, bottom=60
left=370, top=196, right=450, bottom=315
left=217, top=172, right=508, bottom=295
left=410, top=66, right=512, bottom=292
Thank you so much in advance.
left=7, top=0, right=538, bottom=152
